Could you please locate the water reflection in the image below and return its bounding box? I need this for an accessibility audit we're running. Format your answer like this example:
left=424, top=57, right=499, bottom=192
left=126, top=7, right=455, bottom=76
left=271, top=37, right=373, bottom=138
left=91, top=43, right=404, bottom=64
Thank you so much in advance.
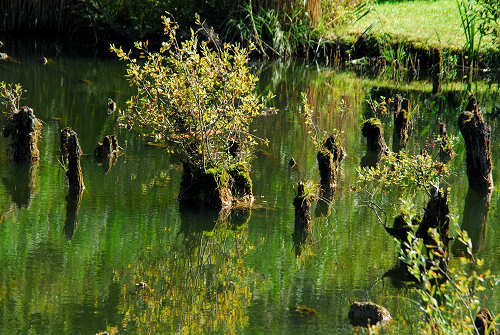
left=453, top=189, right=492, bottom=255
left=1, top=161, right=39, bottom=208
left=64, top=191, right=83, bottom=240
left=118, top=220, right=256, bottom=334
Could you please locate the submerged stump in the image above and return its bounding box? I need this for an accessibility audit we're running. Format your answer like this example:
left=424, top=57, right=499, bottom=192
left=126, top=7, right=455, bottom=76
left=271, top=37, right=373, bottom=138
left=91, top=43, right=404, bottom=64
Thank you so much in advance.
left=61, top=128, right=85, bottom=195
left=293, top=181, right=312, bottom=232
left=95, top=135, right=120, bottom=171
left=438, top=122, right=455, bottom=164
left=2, top=106, right=42, bottom=163
left=458, top=95, right=493, bottom=193
left=317, top=134, right=345, bottom=190
left=95, top=135, right=119, bottom=160
left=361, top=118, right=387, bottom=167
left=348, top=301, right=391, bottom=328
left=392, top=98, right=411, bottom=153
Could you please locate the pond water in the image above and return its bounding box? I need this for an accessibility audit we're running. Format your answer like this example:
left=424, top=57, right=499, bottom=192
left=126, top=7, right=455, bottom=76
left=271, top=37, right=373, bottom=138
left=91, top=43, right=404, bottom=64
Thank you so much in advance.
left=0, top=41, right=499, bottom=334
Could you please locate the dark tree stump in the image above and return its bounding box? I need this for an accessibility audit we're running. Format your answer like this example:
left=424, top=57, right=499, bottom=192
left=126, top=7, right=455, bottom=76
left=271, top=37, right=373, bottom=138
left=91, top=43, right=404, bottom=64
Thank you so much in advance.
left=61, top=128, right=85, bottom=195
left=2, top=106, right=41, bottom=163
left=95, top=135, right=119, bottom=160
left=438, top=122, right=455, bottom=164
left=317, top=134, right=345, bottom=190
left=432, top=48, right=442, bottom=95
left=474, top=308, right=496, bottom=335
left=392, top=97, right=411, bottom=153
left=458, top=95, right=493, bottom=193
left=348, top=302, right=391, bottom=328
left=417, top=187, right=450, bottom=248
left=95, top=135, right=119, bottom=172
left=361, top=118, right=387, bottom=167
left=178, top=163, right=233, bottom=210
left=293, top=181, right=311, bottom=232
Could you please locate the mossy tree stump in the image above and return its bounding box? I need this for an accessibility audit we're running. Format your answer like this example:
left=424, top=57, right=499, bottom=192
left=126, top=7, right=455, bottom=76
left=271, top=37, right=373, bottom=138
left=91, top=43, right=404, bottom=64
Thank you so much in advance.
left=438, top=122, right=455, bottom=164
left=179, top=163, right=253, bottom=210
left=61, top=128, right=85, bottom=195
left=392, top=98, right=411, bottom=153
left=458, top=95, right=493, bottom=194
left=293, top=181, right=312, bottom=232
left=361, top=118, right=387, bottom=167
left=2, top=106, right=42, bottom=163
left=317, top=134, right=345, bottom=190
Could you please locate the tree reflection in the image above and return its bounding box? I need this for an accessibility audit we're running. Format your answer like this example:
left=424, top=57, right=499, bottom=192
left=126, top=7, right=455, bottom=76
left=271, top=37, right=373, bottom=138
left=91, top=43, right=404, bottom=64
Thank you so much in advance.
left=118, top=216, right=256, bottom=334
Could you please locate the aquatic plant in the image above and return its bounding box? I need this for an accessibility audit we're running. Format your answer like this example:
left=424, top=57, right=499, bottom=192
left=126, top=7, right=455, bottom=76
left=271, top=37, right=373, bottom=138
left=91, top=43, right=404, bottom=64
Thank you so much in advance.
left=0, top=81, right=24, bottom=116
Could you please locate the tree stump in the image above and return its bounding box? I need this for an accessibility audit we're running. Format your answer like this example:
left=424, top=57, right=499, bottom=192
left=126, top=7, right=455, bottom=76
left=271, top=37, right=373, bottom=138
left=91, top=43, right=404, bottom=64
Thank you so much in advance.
left=61, top=128, right=85, bottom=195
left=317, top=134, right=344, bottom=190
left=458, top=95, right=493, bottom=193
left=438, top=122, right=455, bottom=164
left=178, top=163, right=233, bottom=210
left=293, top=181, right=312, bottom=232
left=348, top=302, right=391, bottom=328
left=361, top=118, right=387, bottom=167
left=95, top=135, right=119, bottom=171
left=2, top=106, right=41, bottom=163
left=474, top=308, right=496, bottom=335
left=392, top=97, right=411, bottom=153
left=95, top=135, right=119, bottom=160
left=432, top=48, right=442, bottom=95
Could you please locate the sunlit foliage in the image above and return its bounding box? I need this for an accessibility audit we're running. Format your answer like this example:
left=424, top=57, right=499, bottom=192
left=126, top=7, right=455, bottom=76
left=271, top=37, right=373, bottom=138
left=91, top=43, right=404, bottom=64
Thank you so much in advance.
left=111, top=15, right=272, bottom=172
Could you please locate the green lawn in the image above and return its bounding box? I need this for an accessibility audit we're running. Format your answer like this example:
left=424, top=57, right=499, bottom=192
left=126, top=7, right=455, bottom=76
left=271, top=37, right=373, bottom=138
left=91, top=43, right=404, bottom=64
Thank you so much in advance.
left=332, top=0, right=497, bottom=52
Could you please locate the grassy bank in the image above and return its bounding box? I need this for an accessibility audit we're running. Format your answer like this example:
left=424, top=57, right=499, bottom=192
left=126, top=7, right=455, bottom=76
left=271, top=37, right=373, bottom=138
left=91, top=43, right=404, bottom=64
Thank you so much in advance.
left=324, top=0, right=499, bottom=69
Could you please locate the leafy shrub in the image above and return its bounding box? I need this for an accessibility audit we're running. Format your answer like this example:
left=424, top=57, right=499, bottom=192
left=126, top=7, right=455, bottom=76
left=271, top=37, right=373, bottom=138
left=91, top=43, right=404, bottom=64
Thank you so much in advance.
left=111, top=16, right=272, bottom=173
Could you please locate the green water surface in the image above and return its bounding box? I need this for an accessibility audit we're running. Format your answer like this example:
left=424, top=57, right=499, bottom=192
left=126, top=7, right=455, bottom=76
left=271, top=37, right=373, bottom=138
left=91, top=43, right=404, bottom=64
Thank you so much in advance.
left=0, top=41, right=498, bottom=334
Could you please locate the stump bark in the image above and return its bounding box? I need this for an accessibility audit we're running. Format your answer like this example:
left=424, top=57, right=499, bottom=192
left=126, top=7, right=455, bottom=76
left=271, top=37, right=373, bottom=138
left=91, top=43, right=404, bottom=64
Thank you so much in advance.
left=2, top=106, right=41, bottom=163
left=61, top=128, right=85, bottom=195
left=361, top=118, right=387, bottom=167
left=458, top=95, right=493, bottom=193
left=293, top=181, right=312, bottom=232
left=392, top=98, right=411, bottom=153
left=178, top=163, right=233, bottom=210
left=317, top=134, right=344, bottom=190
